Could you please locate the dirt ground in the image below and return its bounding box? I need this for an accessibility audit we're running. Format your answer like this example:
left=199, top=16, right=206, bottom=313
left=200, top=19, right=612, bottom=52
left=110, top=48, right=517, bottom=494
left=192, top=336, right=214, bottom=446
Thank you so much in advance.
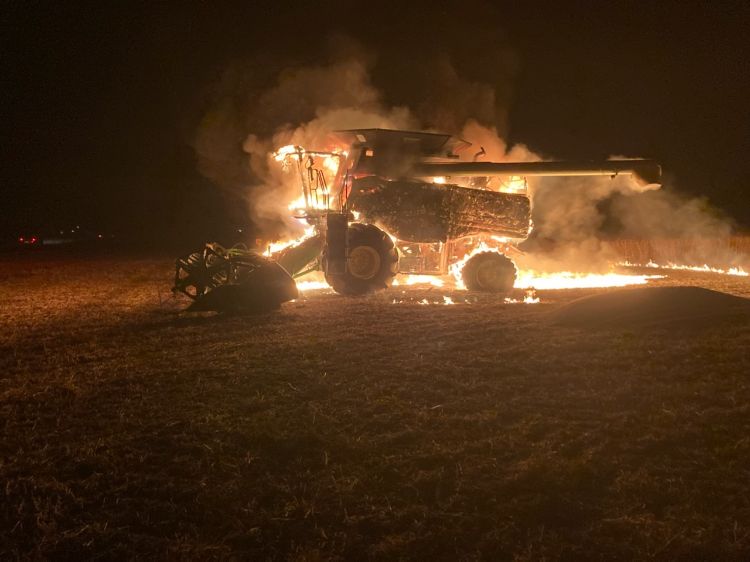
left=1, top=253, right=749, bottom=560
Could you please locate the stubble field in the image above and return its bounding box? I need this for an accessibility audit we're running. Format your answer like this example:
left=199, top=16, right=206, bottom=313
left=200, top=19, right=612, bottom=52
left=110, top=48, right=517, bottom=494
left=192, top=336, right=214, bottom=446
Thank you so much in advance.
left=1, top=253, right=749, bottom=560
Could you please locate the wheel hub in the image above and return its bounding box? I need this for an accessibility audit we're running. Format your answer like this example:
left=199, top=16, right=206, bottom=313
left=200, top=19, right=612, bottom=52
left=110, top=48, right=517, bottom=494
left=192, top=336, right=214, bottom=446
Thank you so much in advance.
left=348, top=245, right=381, bottom=280
left=476, top=261, right=505, bottom=291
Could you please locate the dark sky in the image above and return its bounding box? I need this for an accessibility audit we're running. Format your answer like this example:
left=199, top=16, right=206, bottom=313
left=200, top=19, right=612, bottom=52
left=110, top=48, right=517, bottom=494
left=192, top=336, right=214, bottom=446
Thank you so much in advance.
left=3, top=2, right=749, bottom=243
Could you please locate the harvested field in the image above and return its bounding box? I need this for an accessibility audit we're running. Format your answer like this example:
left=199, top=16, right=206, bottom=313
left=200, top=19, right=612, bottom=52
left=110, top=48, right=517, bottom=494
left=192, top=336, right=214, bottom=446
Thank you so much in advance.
left=1, top=253, right=749, bottom=559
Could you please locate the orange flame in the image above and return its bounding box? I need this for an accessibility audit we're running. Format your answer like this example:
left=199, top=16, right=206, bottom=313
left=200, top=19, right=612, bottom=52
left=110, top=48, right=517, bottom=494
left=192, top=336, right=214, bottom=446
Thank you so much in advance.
left=621, top=260, right=748, bottom=277
left=264, top=224, right=316, bottom=256
left=449, top=242, right=662, bottom=290
left=393, top=275, right=445, bottom=287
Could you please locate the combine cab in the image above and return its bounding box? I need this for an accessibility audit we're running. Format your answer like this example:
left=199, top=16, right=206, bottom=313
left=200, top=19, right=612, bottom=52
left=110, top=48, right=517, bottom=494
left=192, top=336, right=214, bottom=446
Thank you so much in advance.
left=174, top=129, right=661, bottom=310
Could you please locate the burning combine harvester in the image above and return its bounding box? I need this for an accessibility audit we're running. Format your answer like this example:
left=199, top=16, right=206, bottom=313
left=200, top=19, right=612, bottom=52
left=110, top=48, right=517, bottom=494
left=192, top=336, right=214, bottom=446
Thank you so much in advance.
left=173, top=129, right=661, bottom=312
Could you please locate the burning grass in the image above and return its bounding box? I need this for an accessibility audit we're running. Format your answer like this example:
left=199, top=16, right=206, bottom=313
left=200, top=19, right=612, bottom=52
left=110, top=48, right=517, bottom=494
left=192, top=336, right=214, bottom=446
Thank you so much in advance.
left=1, top=254, right=749, bottom=559
left=612, top=236, right=750, bottom=271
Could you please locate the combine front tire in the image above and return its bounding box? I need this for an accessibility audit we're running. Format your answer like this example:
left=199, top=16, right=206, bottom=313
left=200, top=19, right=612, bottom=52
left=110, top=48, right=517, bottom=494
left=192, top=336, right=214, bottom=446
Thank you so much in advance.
left=325, top=223, right=399, bottom=295
left=461, top=252, right=517, bottom=293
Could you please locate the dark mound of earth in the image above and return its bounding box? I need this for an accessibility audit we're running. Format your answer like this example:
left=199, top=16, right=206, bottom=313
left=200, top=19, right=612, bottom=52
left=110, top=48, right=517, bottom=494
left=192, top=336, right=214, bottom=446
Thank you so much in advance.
left=552, top=286, right=750, bottom=330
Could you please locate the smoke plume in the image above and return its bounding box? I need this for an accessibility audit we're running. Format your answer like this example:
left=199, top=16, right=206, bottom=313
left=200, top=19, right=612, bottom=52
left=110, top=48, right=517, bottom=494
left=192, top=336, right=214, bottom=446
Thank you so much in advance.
left=520, top=169, right=737, bottom=271
left=194, top=53, right=416, bottom=238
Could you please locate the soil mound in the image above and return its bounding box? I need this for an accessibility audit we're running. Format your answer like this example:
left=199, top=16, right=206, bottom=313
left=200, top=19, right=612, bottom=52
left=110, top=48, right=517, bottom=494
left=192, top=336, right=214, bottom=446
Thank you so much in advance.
left=552, top=286, right=750, bottom=330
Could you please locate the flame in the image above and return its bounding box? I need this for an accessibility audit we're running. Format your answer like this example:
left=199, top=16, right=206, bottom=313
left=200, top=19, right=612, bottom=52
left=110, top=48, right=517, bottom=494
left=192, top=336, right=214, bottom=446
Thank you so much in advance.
left=389, top=295, right=464, bottom=305
left=514, top=270, right=661, bottom=290
left=272, top=144, right=693, bottom=297
left=393, top=275, right=445, bottom=287
left=322, top=154, right=341, bottom=174
left=389, top=294, right=542, bottom=306
left=288, top=193, right=330, bottom=211
left=274, top=144, right=302, bottom=162
left=264, top=224, right=316, bottom=256
left=499, top=175, right=527, bottom=193
left=523, top=289, right=540, bottom=304
left=448, top=241, right=503, bottom=289
left=294, top=271, right=332, bottom=293
left=621, top=260, right=749, bottom=277
left=274, top=144, right=344, bottom=167
left=449, top=242, right=662, bottom=290
left=503, top=295, right=540, bottom=304
left=287, top=195, right=308, bottom=211
left=296, top=279, right=331, bottom=292
left=275, top=144, right=344, bottom=212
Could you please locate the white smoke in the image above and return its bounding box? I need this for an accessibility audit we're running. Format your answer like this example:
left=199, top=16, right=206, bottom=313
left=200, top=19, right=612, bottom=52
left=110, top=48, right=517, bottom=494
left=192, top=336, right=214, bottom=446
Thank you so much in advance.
left=458, top=120, right=738, bottom=270
left=195, top=55, right=416, bottom=238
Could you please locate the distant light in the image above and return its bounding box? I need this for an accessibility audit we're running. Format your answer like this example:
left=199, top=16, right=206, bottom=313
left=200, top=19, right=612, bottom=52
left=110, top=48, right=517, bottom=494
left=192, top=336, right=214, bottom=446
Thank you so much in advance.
left=19, top=237, right=24, bottom=242
left=97, top=234, right=103, bottom=239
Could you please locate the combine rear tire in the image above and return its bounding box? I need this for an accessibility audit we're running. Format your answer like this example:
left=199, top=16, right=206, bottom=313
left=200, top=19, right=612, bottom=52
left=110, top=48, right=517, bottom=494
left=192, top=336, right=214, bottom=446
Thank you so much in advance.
left=461, top=252, right=516, bottom=293
left=325, top=223, right=399, bottom=295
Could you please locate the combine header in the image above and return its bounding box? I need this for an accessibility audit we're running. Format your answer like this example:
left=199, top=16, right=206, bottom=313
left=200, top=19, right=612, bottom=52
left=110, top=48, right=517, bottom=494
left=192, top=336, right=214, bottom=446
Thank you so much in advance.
left=174, top=129, right=660, bottom=311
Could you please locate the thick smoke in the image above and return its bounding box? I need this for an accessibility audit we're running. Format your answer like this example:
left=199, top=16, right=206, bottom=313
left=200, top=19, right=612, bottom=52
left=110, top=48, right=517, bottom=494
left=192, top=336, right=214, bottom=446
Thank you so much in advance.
left=194, top=48, right=741, bottom=269
left=416, top=57, right=510, bottom=135
left=457, top=121, right=737, bottom=269
left=518, top=173, right=655, bottom=271
left=194, top=54, right=416, bottom=238
left=521, top=170, right=737, bottom=270
left=457, top=122, right=738, bottom=269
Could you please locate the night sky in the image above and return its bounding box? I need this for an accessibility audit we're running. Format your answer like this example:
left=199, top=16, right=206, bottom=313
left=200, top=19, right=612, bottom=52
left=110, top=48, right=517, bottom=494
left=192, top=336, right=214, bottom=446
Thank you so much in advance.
left=3, top=2, right=749, bottom=245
